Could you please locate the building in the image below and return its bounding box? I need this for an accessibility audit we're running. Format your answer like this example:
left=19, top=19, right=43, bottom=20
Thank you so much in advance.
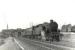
left=1, top=28, right=26, bottom=37
left=61, top=24, right=72, bottom=32
left=71, top=25, right=75, bottom=32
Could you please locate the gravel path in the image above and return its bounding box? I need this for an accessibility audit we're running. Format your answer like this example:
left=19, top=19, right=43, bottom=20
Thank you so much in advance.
left=0, top=37, right=21, bottom=50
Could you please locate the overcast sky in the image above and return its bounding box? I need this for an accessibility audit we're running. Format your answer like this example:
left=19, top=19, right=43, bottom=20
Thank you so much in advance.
left=0, top=0, right=75, bottom=31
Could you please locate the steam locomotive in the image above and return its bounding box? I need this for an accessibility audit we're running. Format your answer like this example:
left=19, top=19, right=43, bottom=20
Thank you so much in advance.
left=23, top=24, right=63, bottom=42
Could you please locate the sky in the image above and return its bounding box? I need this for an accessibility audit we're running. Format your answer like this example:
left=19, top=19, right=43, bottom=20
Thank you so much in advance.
left=0, top=0, right=75, bottom=31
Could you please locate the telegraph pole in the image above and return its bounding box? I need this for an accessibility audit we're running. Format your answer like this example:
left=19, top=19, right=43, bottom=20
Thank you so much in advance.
left=7, top=24, right=8, bottom=30
left=30, top=22, right=34, bottom=39
left=31, top=22, right=34, bottom=39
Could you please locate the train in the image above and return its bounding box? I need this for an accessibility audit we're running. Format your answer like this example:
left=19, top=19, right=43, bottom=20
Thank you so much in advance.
left=23, top=23, right=63, bottom=42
